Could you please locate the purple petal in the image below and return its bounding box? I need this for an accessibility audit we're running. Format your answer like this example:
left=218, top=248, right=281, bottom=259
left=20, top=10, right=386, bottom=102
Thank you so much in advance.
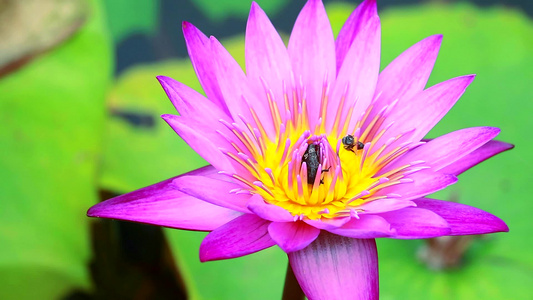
left=335, top=0, right=377, bottom=72
left=440, top=140, right=514, bottom=175
left=328, top=215, right=395, bottom=238
left=245, top=2, right=293, bottom=122
left=161, top=114, right=235, bottom=173
left=378, top=207, right=451, bottom=239
left=182, top=22, right=228, bottom=113
left=268, top=221, right=320, bottom=253
left=378, top=75, right=475, bottom=146
left=288, top=0, right=335, bottom=129
left=247, top=194, right=294, bottom=222
left=87, top=166, right=241, bottom=231
left=375, top=170, right=458, bottom=201
left=200, top=214, right=275, bottom=261
left=304, top=216, right=351, bottom=230
left=383, top=127, right=500, bottom=173
left=157, top=76, right=228, bottom=122
left=357, top=199, right=416, bottom=214
left=414, top=198, right=509, bottom=235
left=327, top=15, right=381, bottom=134
left=366, top=35, right=442, bottom=134
left=173, top=175, right=251, bottom=213
left=289, top=232, right=378, bottom=300
left=209, top=36, right=276, bottom=138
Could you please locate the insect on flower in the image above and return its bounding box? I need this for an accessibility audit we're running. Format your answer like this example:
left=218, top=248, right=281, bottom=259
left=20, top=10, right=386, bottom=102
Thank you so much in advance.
left=342, top=134, right=365, bottom=152
left=88, top=0, right=512, bottom=299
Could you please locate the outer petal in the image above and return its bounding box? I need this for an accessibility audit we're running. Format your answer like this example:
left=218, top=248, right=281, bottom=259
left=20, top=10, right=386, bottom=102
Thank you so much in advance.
left=414, top=198, right=509, bottom=235
left=289, top=232, right=378, bottom=300
left=157, top=75, right=228, bottom=122
left=328, top=215, right=395, bottom=239
left=383, top=127, right=500, bottom=173
left=327, top=15, right=381, bottom=134
left=288, top=0, right=336, bottom=129
left=87, top=166, right=241, bottom=231
left=377, top=75, right=475, bottom=147
left=335, top=0, right=377, bottom=72
left=247, top=194, right=294, bottom=222
left=304, top=216, right=351, bottom=230
left=375, top=170, right=458, bottom=201
left=245, top=2, right=293, bottom=121
left=173, top=175, right=251, bottom=213
left=268, top=221, right=320, bottom=253
left=366, top=35, right=442, bottom=132
left=182, top=22, right=228, bottom=113
left=162, top=114, right=235, bottom=173
left=440, top=140, right=514, bottom=175
left=200, top=214, right=275, bottom=261
left=378, top=207, right=451, bottom=239
left=357, top=198, right=416, bottom=214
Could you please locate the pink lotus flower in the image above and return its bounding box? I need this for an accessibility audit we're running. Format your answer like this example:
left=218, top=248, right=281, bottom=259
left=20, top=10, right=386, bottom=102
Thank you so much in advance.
left=88, top=0, right=512, bottom=298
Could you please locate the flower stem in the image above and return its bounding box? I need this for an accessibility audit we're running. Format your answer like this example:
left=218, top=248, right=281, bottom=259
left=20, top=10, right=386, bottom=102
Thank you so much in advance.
left=282, top=262, right=305, bottom=300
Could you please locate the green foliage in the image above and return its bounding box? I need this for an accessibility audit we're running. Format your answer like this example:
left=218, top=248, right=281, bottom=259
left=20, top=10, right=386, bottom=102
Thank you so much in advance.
left=166, top=230, right=287, bottom=300
left=103, top=0, right=159, bottom=43
left=0, top=0, right=112, bottom=298
left=97, top=58, right=205, bottom=192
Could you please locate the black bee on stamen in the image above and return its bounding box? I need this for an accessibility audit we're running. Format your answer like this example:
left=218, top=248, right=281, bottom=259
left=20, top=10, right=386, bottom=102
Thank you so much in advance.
left=342, top=135, right=364, bottom=152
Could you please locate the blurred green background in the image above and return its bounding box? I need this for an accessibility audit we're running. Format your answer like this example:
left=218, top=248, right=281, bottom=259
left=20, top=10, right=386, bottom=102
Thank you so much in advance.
left=1, top=0, right=532, bottom=299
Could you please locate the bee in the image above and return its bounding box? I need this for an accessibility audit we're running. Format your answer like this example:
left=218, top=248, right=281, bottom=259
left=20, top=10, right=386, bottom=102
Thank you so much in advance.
left=342, top=135, right=364, bottom=152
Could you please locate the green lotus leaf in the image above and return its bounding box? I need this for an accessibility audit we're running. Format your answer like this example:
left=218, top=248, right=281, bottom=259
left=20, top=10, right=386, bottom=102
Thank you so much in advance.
left=0, top=0, right=112, bottom=298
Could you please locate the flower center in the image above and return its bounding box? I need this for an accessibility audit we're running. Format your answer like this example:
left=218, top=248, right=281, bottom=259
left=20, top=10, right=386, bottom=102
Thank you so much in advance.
left=221, top=80, right=419, bottom=220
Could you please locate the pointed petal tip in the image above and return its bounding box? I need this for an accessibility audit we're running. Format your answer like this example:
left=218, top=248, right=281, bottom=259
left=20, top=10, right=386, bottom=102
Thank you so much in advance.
left=198, top=248, right=211, bottom=262
left=423, top=34, right=443, bottom=47
left=465, top=74, right=476, bottom=81
left=432, top=33, right=443, bottom=41
left=156, top=74, right=170, bottom=81
left=430, top=74, right=476, bottom=94
left=413, top=199, right=510, bottom=236
left=250, top=1, right=260, bottom=11
left=86, top=205, right=98, bottom=217
left=454, top=74, right=476, bottom=83
left=499, top=220, right=510, bottom=233
left=156, top=75, right=174, bottom=87
left=303, top=0, right=326, bottom=11
left=182, top=21, right=192, bottom=30
left=87, top=202, right=111, bottom=218
left=472, top=209, right=510, bottom=234
left=160, top=113, right=178, bottom=119
left=487, top=126, right=501, bottom=136
left=504, top=142, right=515, bottom=150
left=160, top=114, right=173, bottom=122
